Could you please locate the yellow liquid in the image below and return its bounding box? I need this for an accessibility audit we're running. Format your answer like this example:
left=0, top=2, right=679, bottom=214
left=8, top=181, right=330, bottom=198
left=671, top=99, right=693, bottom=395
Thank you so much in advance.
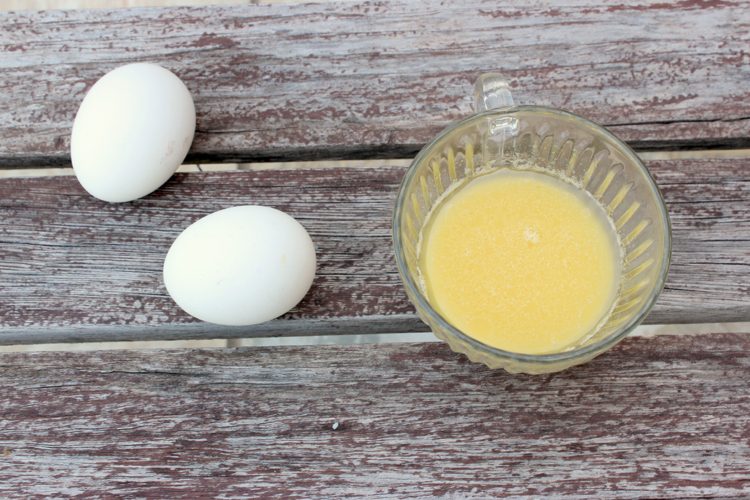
left=420, top=169, right=621, bottom=355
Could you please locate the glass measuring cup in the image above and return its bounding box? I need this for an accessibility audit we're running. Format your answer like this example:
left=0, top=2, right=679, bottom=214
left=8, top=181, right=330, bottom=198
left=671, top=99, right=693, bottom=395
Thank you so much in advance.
left=392, top=74, right=671, bottom=374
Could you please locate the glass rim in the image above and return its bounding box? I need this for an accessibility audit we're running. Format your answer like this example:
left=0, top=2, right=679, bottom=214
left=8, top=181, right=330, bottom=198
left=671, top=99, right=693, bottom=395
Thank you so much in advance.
left=392, top=105, right=672, bottom=365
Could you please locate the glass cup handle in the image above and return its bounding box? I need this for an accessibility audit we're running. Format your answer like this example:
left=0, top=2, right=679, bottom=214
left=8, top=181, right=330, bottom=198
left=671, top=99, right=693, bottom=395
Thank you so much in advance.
left=473, top=74, right=517, bottom=168
left=474, top=74, right=514, bottom=112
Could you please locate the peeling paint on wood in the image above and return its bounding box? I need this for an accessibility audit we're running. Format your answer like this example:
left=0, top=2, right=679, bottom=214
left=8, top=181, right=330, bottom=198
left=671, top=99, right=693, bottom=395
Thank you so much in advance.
left=1, top=2, right=748, bottom=495
left=0, top=0, right=749, bottom=167
left=0, top=158, right=747, bottom=344
left=0, top=333, right=749, bottom=497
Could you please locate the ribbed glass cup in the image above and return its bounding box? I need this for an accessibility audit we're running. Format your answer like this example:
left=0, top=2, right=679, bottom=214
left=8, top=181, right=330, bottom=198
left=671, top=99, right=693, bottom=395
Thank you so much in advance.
left=392, top=75, right=671, bottom=374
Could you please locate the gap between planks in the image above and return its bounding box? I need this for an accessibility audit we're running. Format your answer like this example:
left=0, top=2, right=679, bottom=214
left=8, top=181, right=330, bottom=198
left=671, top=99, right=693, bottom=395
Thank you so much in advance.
left=0, top=323, right=749, bottom=353
left=1, top=149, right=750, bottom=178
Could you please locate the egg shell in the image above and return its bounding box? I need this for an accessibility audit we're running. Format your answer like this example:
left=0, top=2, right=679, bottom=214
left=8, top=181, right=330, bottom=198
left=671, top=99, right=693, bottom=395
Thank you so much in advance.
left=71, top=63, right=195, bottom=203
left=163, top=206, right=317, bottom=326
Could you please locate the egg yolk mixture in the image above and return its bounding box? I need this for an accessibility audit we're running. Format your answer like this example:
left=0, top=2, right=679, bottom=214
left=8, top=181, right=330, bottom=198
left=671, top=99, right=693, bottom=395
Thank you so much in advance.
left=419, top=169, right=621, bottom=355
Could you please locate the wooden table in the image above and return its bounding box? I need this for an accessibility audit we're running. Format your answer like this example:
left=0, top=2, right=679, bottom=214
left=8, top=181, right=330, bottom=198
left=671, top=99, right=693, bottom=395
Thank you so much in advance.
left=1, top=1, right=749, bottom=496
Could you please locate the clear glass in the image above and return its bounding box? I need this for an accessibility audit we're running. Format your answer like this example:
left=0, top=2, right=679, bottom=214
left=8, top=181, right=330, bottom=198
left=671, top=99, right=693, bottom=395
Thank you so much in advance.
left=393, top=75, right=671, bottom=374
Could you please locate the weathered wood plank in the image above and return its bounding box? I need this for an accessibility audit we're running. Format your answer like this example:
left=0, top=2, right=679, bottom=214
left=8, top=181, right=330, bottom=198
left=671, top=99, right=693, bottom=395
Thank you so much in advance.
left=1, top=1, right=749, bottom=167
left=0, top=333, right=749, bottom=497
left=0, top=158, right=747, bottom=344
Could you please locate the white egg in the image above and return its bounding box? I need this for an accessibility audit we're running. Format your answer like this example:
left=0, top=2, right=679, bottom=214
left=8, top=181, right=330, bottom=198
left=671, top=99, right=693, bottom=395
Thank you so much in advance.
left=71, top=63, right=195, bottom=202
left=163, top=206, right=317, bottom=326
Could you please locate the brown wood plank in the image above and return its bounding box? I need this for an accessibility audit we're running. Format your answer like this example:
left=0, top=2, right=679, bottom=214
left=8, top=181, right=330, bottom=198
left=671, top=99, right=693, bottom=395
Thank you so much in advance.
left=0, top=333, right=749, bottom=497
left=0, top=158, right=747, bottom=344
left=1, top=1, right=749, bottom=167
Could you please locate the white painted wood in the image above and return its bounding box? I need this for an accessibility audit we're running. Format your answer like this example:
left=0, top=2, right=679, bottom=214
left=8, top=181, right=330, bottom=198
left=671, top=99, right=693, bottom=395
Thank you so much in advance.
left=0, top=333, right=749, bottom=497
left=0, top=159, right=747, bottom=344
left=0, top=1, right=748, bottom=167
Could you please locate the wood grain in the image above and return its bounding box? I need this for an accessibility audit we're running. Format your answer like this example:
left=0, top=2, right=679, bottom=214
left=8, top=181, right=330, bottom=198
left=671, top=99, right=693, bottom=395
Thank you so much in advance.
left=0, top=333, right=749, bottom=497
left=0, top=158, right=747, bottom=344
left=1, top=0, right=749, bottom=167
